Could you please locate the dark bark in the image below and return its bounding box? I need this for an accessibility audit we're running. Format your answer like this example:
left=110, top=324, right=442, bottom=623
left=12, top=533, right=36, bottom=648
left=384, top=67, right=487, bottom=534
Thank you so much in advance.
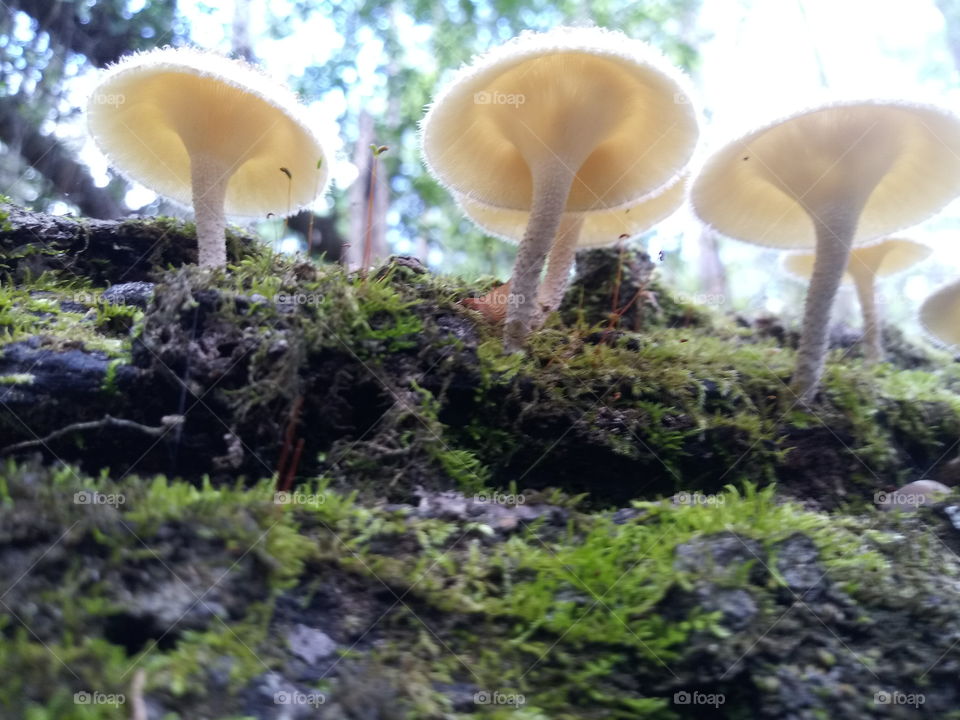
left=0, top=203, right=255, bottom=284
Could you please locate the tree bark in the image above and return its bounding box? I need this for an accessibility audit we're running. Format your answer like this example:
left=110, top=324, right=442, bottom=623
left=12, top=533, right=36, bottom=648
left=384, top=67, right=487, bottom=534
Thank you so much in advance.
left=0, top=203, right=254, bottom=284
left=347, top=111, right=389, bottom=270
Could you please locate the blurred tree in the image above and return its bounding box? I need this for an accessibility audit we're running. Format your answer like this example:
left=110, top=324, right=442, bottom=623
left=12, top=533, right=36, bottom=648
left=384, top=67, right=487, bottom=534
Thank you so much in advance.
left=0, top=0, right=185, bottom=217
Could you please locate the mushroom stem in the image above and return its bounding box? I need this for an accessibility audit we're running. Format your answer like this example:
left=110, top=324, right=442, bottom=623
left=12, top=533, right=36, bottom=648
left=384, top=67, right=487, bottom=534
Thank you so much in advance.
left=849, top=264, right=883, bottom=364
left=504, top=161, right=576, bottom=351
left=191, top=153, right=232, bottom=268
left=538, top=214, right=584, bottom=314
left=791, top=212, right=859, bottom=402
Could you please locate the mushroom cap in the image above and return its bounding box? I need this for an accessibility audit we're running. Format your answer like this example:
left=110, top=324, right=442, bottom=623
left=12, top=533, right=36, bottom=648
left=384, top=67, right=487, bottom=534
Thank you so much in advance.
left=420, top=26, right=699, bottom=213
left=455, top=174, right=687, bottom=248
left=782, top=238, right=932, bottom=282
left=691, top=101, right=960, bottom=249
left=87, top=46, right=328, bottom=217
left=920, top=279, right=960, bottom=347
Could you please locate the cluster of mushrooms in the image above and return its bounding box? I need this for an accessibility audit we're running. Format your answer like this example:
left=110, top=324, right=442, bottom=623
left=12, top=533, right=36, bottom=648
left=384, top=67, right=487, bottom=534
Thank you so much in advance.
left=88, top=27, right=960, bottom=403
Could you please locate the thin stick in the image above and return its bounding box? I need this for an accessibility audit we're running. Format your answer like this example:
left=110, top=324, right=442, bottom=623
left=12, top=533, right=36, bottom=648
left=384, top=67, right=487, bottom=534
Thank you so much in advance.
left=2, top=415, right=182, bottom=455
left=306, top=158, right=323, bottom=258
left=275, top=395, right=304, bottom=490
left=362, top=145, right=388, bottom=276
left=280, top=438, right=305, bottom=494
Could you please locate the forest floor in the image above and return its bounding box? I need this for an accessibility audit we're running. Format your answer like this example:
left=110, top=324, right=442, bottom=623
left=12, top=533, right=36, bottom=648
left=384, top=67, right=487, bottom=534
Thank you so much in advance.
left=3, top=202, right=960, bottom=719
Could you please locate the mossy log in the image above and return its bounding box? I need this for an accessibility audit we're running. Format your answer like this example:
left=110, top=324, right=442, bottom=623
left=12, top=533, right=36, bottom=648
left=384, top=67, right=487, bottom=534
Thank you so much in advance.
left=0, top=202, right=255, bottom=284
left=5, top=206, right=960, bottom=719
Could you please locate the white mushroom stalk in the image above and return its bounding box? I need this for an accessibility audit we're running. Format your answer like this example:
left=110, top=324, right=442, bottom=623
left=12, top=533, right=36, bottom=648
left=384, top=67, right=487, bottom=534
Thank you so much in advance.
left=421, top=27, right=699, bottom=351
left=87, top=47, right=329, bottom=269
left=783, top=238, right=931, bottom=364
left=539, top=214, right=584, bottom=315
left=692, top=101, right=960, bottom=402
left=457, top=175, right=687, bottom=319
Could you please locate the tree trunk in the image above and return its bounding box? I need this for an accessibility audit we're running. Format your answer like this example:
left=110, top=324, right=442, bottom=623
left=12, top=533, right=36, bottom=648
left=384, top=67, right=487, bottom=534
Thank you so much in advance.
left=347, top=112, right=389, bottom=270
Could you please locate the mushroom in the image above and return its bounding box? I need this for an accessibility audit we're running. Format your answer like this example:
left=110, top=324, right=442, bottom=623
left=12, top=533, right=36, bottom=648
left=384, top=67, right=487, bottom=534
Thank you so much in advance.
left=421, top=26, right=699, bottom=350
left=782, top=238, right=931, bottom=363
left=691, top=101, right=960, bottom=401
left=458, top=176, right=686, bottom=320
left=920, top=278, right=960, bottom=348
left=88, top=47, right=329, bottom=268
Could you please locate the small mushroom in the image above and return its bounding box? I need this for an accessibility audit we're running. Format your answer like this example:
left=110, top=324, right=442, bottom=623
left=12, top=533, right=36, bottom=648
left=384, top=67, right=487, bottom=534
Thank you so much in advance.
left=421, top=27, right=699, bottom=350
left=691, top=101, right=960, bottom=401
left=920, top=278, right=960, bottom=348
left=458, top=176, right=686, bottom=319
left=782, top=238, right=931, bottom=363
left=88, top=47, right=329, bottom=268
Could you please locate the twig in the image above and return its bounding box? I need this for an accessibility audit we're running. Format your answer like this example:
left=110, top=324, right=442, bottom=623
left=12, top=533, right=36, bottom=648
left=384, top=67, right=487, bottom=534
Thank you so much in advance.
left=279, top=437, right=305, bottom=494
left=362, top=144, right=388, bottom=276
left=129, top=668, right=147, bottom=720
left=275, top=395, right=304, bottom=491
left=2, top=415, right=183, bottom=455
left=307, top=158, right=323, bottom=257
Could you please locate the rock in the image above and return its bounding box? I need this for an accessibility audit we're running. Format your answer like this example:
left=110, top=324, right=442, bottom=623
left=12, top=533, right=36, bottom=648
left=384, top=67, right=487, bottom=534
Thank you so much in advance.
left=413, top=489, right=566, bottom=535
left=775, top=534, right=827, bottom=601
left=287, top=624, right=337, bottom=665
left=102, top=281, right=155, bottom=309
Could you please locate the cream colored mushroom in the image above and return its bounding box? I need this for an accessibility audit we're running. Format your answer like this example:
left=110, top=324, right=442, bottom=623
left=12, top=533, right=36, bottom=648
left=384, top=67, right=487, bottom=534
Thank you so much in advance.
left=421, top=26, right=699, bottom=350
left=459, top=176, right=687, bottom=318
left=782, top=238, right=931, bottom=363
left=691, top=101, right=960, bottom=401
left=920, top=279, right=960, bottom=348
left=88, top=47, right=328, bottom=268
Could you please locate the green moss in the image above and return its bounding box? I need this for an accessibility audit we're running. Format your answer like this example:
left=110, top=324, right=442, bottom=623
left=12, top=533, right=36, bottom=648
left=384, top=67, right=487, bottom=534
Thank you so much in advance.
left=0, top=277, right=129, bottom=356
left=0, top=372, right=33, bottom=385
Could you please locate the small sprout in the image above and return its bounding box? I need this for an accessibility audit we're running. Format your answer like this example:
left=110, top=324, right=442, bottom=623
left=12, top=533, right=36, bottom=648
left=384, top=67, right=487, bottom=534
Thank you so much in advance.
left=279, top=167, right=293, bottom=180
